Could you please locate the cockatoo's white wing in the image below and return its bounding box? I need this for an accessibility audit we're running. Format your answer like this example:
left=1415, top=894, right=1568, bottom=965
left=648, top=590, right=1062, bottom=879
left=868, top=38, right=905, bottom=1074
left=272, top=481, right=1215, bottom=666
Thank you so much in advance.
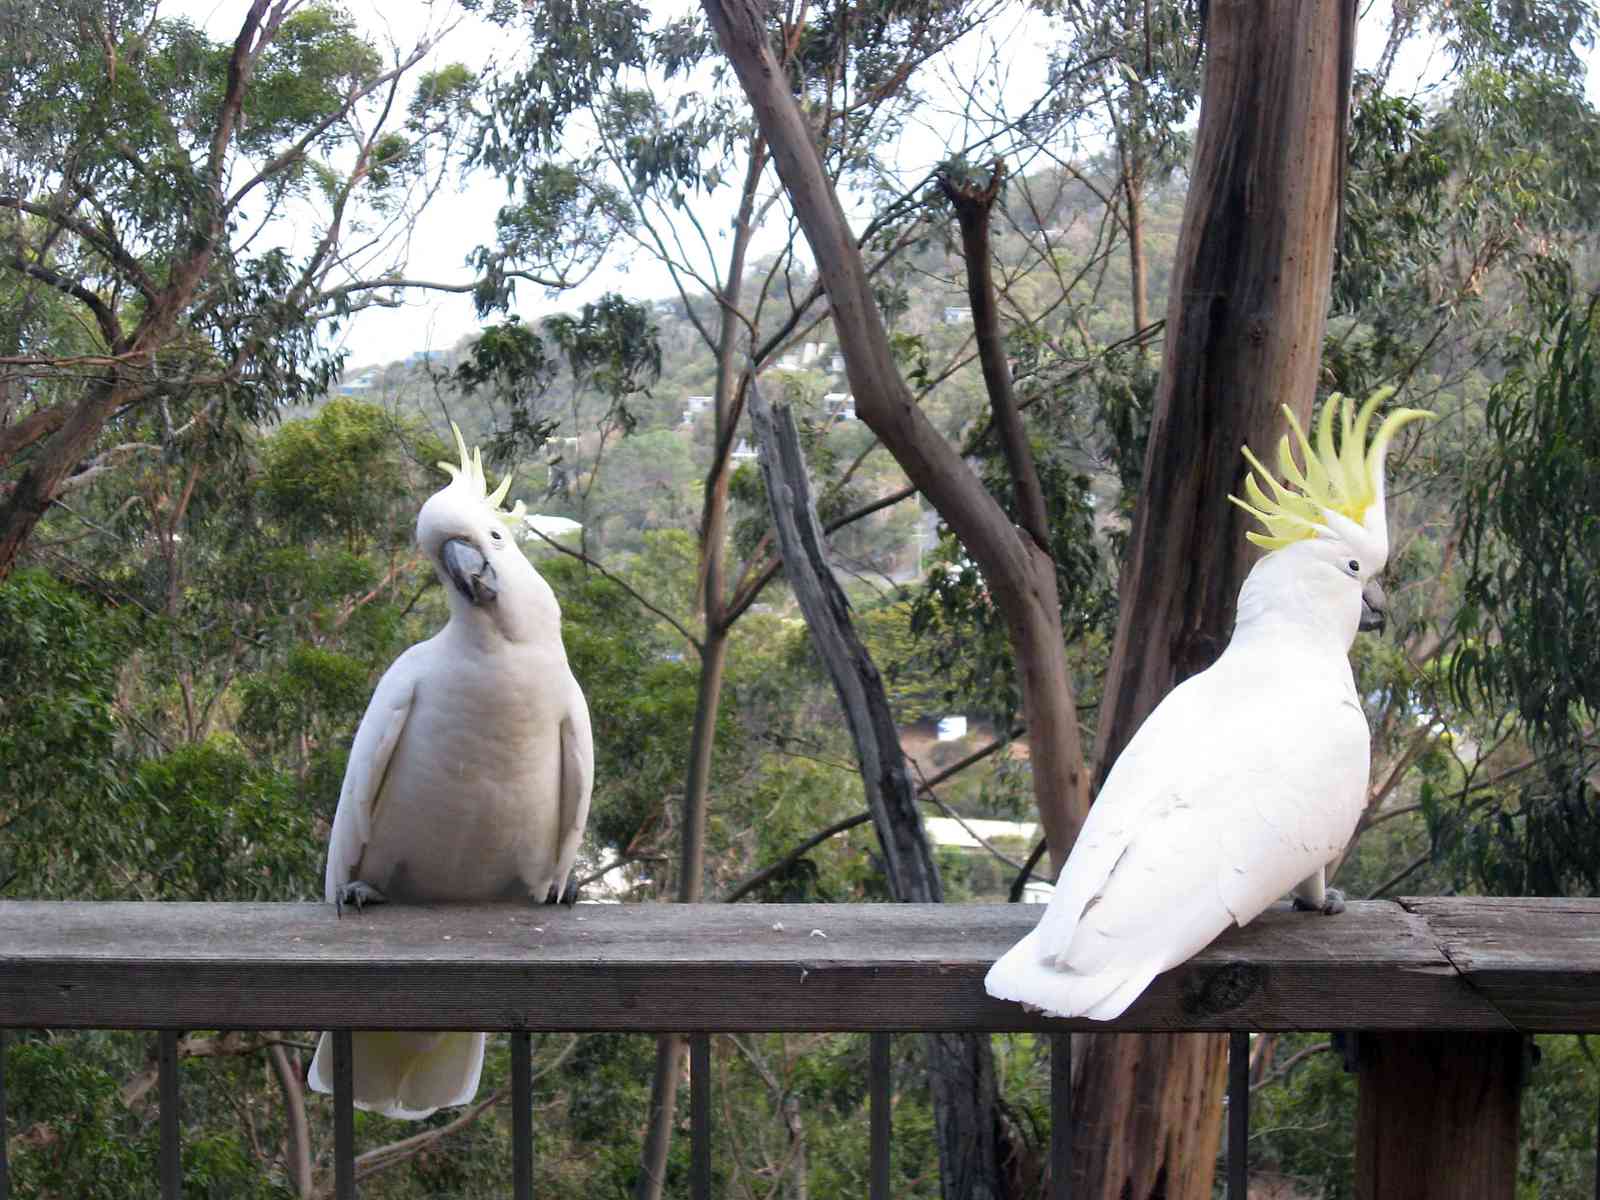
left=312, top=641, right=489, bottom=1122
left=322, top=644, right=426, bottom=900
left=986, top=645, right=1369, bottom=1020
left=552, top=680, right=594, bottom=897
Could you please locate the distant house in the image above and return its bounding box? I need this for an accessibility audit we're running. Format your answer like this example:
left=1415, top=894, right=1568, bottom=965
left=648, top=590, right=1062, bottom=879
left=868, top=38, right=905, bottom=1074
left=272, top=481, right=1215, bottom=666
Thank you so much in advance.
left=522, top=514, right=582, bottom=547
left=829, top=353, right=846, bottom=374
left=822, top=392, right=856, bottom=421
left=1020, top=881, right=1054, bottom=904
left=923, top=816, right=1039, bottom=852
left=943, top=307, right=973, bottom=325
left=731, top=439, right=758, bottom=462
left=682, top=394, right=714, bottom=423
left=336, top=368, right=378, bottom=395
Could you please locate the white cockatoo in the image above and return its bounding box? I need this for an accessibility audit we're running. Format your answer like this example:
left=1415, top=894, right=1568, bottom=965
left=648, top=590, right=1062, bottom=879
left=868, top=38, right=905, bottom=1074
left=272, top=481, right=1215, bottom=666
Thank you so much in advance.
left=985, top=389, right=1429, bottom=1020
left=307, top=425, right=594, bottom=1118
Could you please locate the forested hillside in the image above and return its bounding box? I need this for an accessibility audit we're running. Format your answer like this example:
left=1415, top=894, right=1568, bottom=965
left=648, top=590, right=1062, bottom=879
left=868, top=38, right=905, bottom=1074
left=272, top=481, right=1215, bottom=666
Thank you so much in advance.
left=5, top=0, right=1600, bottom=1195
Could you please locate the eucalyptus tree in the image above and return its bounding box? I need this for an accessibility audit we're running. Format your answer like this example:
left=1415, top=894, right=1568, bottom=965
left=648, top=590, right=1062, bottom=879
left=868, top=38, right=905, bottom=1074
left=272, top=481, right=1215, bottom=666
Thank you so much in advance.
left=0, top=0, right=482, bottom=580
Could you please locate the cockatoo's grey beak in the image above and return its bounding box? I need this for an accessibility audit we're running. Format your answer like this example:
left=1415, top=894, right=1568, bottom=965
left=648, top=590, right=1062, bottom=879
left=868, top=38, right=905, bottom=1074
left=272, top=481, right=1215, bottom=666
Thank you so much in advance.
left=441, top=537, right=498, bottom=605
left=1358, top=579, right=1387, bottom=634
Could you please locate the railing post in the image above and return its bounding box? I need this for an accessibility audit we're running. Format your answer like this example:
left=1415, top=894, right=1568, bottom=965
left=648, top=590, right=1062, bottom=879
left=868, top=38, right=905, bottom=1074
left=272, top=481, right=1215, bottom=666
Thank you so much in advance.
left=870, top=1033, right=891, bottom=1200
left=1050, top=1033, right=1071, bottom=1200
left=158, top=1031, right=181, bottom=1200
left=1354, top=1032, right=1524, bottom=1200
left=1, top=1029, right=9, bottom=1200
left=1227, top=1031, right=1249, bottom=1200
left=690, top=1033, right=712, bottom=1200
left=333, top=1030, right=355, bottom=1200
left=512, top=1032, right=533, bottom=1200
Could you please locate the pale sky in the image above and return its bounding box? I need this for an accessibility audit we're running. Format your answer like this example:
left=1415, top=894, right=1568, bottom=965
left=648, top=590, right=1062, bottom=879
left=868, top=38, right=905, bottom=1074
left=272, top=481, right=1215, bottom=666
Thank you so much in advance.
left=169, top=1, right=1599, bottom=372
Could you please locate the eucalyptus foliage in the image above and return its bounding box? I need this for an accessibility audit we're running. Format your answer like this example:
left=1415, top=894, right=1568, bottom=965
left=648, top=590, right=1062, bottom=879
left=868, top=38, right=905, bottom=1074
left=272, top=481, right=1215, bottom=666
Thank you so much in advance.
left=1452, top=270, right=1600, bottom=893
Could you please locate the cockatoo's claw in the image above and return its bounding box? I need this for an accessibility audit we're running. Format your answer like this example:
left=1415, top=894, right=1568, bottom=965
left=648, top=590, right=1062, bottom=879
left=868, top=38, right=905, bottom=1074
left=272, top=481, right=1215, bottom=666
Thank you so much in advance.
left=545, top=878, right=578, bottom=906
left=1293, top=888, right=1346, bottom=916
left=334, top=881, right=387, bottom=919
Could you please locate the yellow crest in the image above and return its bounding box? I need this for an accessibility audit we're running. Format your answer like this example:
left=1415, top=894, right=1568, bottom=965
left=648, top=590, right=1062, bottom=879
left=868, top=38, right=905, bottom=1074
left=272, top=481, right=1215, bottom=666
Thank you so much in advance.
left=1229, top=388, right=1432, bottom=551
left=437, top=422, right=526, bottom=527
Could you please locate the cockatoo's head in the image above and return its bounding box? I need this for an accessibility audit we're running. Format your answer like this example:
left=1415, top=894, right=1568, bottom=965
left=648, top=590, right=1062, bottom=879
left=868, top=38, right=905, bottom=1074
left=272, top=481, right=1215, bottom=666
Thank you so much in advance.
left=1230, top=389, right=1431, bottom=643
left=416, top=424, right=558, bottom=642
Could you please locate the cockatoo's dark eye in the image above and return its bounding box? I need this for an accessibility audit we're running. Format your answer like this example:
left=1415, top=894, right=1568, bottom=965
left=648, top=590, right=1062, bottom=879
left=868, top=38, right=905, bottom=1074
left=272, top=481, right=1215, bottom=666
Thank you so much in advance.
left=1347, top=559, right=1360, bottom=574
left=490, top=529, right=504, bottom=543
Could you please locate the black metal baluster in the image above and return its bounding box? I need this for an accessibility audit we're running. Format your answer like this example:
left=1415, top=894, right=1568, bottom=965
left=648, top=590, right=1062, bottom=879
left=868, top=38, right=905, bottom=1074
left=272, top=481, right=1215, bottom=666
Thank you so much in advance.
left=334, top=1031, right=355, bottom=1200
left=512, top=1033, right=533, bottom=1200
left=870, top=1033, right=891, bottom=1200
left=690, top=1034, right=711, bottom=1200
left=1228, top=1031, right=1250, bottom=1200
left=1, top=1029, right=10, bottom=1200
left=158, top=1031, right=181, bottom=1200
left=1051, top=1033, right=1072, bottom=1200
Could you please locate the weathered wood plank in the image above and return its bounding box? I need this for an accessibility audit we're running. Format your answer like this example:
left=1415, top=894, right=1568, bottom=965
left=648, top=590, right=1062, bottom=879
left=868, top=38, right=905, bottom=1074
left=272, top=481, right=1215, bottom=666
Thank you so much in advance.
left=0, top=900, right=1535, bottom=1032
left=1354, top=1031, right=1525, bottom=1200
left=1402, top=896, right=1600, bottom=1031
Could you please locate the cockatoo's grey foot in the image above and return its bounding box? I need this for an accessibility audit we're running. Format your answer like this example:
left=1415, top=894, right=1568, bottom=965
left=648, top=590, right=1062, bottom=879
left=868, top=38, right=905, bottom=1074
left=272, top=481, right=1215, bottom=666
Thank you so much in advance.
left=545, top=877, right=578, bottom=906
left=334, top=881, right=387, bottom=918
left=1293, top=887, right=1346, bottom=915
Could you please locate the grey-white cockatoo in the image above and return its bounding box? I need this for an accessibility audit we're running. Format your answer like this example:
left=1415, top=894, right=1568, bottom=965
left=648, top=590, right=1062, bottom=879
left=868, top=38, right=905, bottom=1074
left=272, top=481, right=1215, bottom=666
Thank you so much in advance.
left=985, top=389, right=1429, bottom=1020
left=307, top=425, right=594, bottom=1118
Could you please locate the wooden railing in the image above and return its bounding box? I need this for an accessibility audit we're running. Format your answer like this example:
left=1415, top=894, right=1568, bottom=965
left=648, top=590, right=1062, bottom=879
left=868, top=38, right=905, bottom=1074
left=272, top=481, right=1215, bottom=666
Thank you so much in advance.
left=1, top=897, right=1593, bottom=1198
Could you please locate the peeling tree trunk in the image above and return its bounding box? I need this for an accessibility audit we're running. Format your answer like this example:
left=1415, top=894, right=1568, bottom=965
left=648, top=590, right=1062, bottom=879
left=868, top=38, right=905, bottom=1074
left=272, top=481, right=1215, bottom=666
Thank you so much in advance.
left=1072, top=2, right=1358, bottom=1198
left=749, top=385, right=1010, bottom=1200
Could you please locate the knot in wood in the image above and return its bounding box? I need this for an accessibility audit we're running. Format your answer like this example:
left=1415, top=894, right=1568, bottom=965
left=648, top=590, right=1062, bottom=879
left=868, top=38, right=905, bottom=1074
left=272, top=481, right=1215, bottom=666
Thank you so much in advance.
left=1179, top=961, right=1265, bottom=1016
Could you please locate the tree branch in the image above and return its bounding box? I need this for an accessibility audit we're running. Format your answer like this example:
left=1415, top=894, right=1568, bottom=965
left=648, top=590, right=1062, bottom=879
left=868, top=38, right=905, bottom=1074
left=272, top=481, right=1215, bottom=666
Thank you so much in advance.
left=267, top=1042, right=313, bottom=1198
left=523, top=525, right=703, bottom=654
left=0, top=194, right=157, bottom=300
left=5, top=254, right=123, bottom=350
left=938, top=159, right=1052, bottom=553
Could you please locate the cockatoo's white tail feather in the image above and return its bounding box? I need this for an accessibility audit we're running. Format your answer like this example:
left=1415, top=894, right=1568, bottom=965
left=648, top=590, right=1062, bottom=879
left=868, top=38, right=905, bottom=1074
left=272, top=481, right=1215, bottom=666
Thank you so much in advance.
left=984, top=929, right=1163, bottom=1021
left=1082, top=970, right=1163, bottom=1021
left=308, top=1031, right=485, bottom=1120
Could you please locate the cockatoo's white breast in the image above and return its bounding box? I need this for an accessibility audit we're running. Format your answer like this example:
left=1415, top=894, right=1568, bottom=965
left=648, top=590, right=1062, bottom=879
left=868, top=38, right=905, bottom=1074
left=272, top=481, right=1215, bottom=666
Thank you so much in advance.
left=344, top=627, right=581, bottom=902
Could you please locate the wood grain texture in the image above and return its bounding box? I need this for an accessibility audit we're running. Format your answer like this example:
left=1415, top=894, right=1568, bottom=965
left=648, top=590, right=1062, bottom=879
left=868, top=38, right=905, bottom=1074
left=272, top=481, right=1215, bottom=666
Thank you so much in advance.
left=1, top=899, right=1584, bottom=1032
left=1354, top=1031, right=1524, bottom=1200
left=1400, top=896, right=1600, bottom=1031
